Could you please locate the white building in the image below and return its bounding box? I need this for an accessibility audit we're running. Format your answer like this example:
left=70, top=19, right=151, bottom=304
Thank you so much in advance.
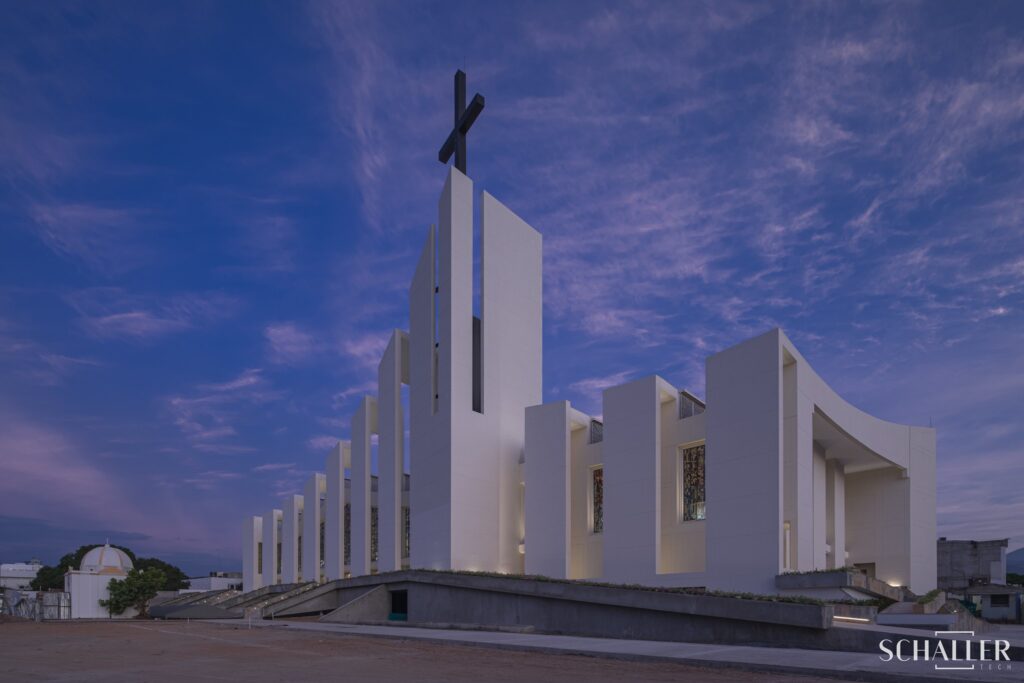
left=243, top=166, right=937, bottom=597
left=188, top=572, right=242, bottom=591
left=0, top=560, right=42, bottom=589
left=64, top=543, right=137, bottom=619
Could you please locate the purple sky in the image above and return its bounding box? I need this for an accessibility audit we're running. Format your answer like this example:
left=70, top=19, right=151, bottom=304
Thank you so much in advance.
left=1, top=2, right=1022, bottom=575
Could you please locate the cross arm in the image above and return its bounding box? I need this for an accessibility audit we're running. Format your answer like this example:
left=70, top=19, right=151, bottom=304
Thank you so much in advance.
left=438, top=93, right=486, bottom=163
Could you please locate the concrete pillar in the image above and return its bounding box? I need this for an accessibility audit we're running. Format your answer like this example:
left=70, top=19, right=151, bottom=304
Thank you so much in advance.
left=325, top=441, right=350, bottom=580
left=303, top=473, right=326, bottom=583
left=826, top=460, right=846, bottom=569
left=242, top=515, right=263, bottom=592
left=281, top=494, right=304, bottom=583
left=524, top=401, right=572, bottom=578
left=783, top=354, right=815, bottom=572
left=351, top=396, right=378, bottom=577
left=262, top=509, right=282, bottom=586
left=603, top=376, right=670, bottom=583
left=705, top=329, right=784, bottom=594
left=378, top=330, right=409, bottom=573
left=481, top=190, right=543, bottom=574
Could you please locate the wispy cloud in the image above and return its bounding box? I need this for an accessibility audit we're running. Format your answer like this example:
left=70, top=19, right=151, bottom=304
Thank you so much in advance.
left=66, top=287, right=240, bottom=341
left=340, top=332, right=389, bottom=373
left=253, top=462, right=296, bottom=473
left=0, top=318, right=101, bottom=385
left=306, top=434, right=338, bottom=452
left=182, top=470, right=243, bottom=491
left=166, top=369, right=280, bottom=454
left=30, top=202, right=148, bottom=273
left=264, top=322, right=318, bottom=365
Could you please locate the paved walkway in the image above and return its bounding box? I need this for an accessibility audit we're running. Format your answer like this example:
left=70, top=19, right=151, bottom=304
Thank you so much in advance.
left=207, top=619, right=1023, bottom=682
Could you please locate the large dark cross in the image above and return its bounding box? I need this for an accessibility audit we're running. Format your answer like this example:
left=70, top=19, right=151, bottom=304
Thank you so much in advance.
left=438, top=70, right=485, bottom=175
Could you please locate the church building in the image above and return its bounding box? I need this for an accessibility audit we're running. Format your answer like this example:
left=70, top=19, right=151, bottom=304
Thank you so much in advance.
left=242, top=73, right=936, bottom=599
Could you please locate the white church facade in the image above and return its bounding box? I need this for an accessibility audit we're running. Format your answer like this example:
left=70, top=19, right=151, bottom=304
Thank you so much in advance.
left=242, top=166, right=937, bottom=598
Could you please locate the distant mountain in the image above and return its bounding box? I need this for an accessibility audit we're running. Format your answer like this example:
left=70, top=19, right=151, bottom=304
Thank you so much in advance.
left=1008, top=547, right=1024, bottom=573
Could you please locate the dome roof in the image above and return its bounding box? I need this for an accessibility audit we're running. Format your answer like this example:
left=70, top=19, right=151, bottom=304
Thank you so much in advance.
left=79, top=544, right=133, bottom=575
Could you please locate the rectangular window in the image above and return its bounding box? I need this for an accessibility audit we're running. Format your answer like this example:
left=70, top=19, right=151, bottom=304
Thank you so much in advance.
left=591, top=467, right=604, bottom=534
left=990, top=594, right=1010, bottom=607
left=589, top=419, right=603, bottom=444
left=257, top=542, right=263, bottom=574
left=678, top=391, right=706, bottom=419
left=680, top=443, right=706, bottom=521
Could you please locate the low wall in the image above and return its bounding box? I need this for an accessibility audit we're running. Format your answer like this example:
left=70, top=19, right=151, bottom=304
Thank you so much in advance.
left=275, top=571, right=925, bottom=651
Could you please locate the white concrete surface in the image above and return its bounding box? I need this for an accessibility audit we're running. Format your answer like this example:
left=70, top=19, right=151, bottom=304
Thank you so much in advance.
left=377, top=330, right=409, bottom=573
left=242, top=515, right=262, bottom=592
left=281, top=494, right=304, bottom=583
left=262, top=509, right=282, bottom=586
left=351, top=396, right=378, bottom=577
left=303, top=473, right=326, bottom=584
left=325, top=441, right=350, bottom=581
left=245, top=167, right=936, bottom=600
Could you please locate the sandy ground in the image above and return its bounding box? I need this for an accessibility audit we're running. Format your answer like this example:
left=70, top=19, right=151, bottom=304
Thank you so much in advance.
left=0, top=619, right=852, bottom=682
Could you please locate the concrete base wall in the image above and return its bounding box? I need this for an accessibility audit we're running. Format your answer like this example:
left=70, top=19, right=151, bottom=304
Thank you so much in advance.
left=268, top=571, right=887, bottom=650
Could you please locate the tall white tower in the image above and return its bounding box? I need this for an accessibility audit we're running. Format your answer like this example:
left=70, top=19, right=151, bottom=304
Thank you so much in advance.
left=408, top=167, right=542, bottom=573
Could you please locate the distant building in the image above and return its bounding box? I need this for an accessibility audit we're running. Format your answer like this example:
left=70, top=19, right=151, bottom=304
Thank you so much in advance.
left=962, top=583, right=1022, bottom=623
left=188, top=572, right=242, bottom=591
left=0, top=559, right=42, bottom=589
left=937, top=538, right=1008, bottom=590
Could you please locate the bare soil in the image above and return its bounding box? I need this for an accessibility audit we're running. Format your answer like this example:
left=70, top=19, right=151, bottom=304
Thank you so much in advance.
left=0, top=619, right=845, bottom=682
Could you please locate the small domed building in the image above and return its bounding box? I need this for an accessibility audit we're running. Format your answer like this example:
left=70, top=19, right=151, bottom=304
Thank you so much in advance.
left=64, top=543, right=136, bottom=619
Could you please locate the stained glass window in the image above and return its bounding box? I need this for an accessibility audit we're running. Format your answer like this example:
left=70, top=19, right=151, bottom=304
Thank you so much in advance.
left=402, top=506, right=411, bottom=559
left=319, top=519, right=325, bottom=574
left=592, top=467, right=604, bottom=533
left=344, top=503, right=351, bottom=566
left=371, top=506, right=379, bottom=563
left=681, top=444, right=706, bottom=521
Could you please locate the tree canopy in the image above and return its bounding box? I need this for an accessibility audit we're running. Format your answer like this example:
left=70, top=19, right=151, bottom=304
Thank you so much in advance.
left=99, top=567, right=165, bottom=617
left=134, top=557, right=189, bottom=590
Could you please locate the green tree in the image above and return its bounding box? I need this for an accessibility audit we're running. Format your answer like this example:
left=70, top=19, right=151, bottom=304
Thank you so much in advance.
left=1008, top=572, right=1024, bottom=586
left=135, top=557, right=189, bottom=590
left=99, top=568, right=166, bottom=617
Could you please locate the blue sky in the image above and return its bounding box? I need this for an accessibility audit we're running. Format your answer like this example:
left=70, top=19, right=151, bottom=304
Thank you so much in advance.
left=1, top=2, right=1022, bottom=576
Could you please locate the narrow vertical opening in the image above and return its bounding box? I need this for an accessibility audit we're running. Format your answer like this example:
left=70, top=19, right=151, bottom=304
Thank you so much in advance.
left=432, top=225, right=440, bottom=414
left=472, top=315, right=482, bottom=413
left=472, top=190, right=484, bottom=414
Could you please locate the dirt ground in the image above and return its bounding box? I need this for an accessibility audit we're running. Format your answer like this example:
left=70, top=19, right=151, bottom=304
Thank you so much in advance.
left=0, top=619, right=847, bottom=682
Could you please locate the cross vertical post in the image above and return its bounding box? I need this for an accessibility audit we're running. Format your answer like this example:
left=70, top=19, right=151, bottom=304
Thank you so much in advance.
left=439, top=69, right=485, bottom=175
